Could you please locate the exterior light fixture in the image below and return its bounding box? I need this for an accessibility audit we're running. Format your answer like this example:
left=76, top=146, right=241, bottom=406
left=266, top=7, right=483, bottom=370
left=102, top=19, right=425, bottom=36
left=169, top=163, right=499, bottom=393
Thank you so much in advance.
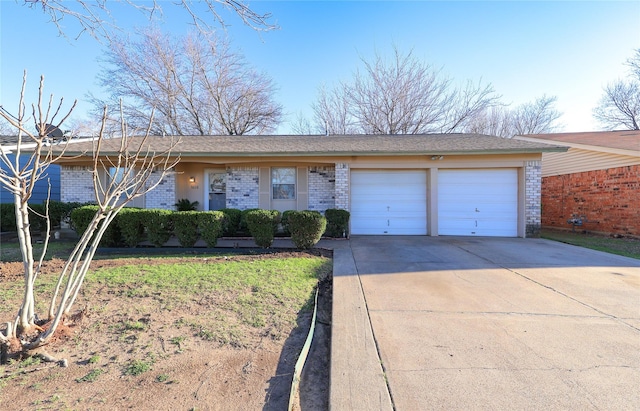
left=431, top=155, right=444, bottom=160
left=189, top=176, right=196, bottom=183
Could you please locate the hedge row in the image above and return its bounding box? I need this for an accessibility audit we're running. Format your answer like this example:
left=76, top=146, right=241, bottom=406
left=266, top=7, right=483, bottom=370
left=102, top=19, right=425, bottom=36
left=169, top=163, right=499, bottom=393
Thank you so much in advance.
left=0, top=201, right=89, bottom=233
left=69, top=207, right=224, bottom=248
left=66, top=206, right=350, bottom=249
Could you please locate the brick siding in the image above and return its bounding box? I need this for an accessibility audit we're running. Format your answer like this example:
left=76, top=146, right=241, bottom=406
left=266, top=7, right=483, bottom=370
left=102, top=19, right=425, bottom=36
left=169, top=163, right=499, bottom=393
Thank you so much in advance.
left=541, top=165, right=640, bottom=237
left=334, top=163, right=349, bottom=211
left=525, top=161, right=542, bottom=237
left=61, top=166, right=95, bottom=203
left=308, top=166, right=335, bottom=212
left=145, top=170, right=176, bottom=210
left=226, top=167, right=259, bottom=210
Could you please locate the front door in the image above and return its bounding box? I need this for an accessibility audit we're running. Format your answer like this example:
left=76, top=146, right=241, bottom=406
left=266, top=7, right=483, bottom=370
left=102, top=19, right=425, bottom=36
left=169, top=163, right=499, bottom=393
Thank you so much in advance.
left=206, top=170, right=226, bottom=211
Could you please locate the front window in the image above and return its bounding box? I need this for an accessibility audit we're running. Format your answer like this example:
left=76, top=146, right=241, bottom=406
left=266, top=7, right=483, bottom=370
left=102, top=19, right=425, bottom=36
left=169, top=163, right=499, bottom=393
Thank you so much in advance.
left=272, top=167, right=296, bottom=200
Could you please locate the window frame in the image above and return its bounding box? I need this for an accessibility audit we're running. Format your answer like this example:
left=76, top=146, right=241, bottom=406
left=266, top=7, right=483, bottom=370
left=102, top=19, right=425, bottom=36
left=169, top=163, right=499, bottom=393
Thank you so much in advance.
left=271, top=167, right=296, bottom=200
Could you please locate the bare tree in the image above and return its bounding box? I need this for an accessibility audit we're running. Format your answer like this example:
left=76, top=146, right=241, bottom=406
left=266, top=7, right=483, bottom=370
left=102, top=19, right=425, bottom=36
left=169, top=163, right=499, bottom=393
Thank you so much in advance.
left=92, top=29, right=282, bottom=135
left=0, top=73, right=179, bottom=361
left=593, top=49, right=640, bottom=130
left=465, top=95, right=562, bottom=137
left=22, top=0, right=276, bottom=41
left=306, top=47, right=499, bottom=135
left=308, top=85, right=359, bottom=135
left=290, top=112, right=315, bottom=135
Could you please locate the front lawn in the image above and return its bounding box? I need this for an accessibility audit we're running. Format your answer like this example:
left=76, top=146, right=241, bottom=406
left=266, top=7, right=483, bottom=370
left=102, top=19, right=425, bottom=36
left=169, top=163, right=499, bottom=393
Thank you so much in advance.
left=0, top=250, right=332, bottom=410
left=541, top=228, right=640, bottom=259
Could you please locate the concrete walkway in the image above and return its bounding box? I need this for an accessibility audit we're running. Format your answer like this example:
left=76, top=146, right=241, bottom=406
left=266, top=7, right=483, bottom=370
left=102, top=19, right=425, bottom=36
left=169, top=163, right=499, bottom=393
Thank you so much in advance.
left=330, top=236, right=640, bottom=410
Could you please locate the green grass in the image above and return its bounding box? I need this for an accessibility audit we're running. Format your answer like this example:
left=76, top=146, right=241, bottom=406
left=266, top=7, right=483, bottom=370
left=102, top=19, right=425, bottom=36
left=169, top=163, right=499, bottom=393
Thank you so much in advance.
left=541, top=229, right=640, bottom=259
left=0, top=240, right=76, bottom=262
left=124, top=360, right=152, bottom=376
left=0, top=248, right=329, bottom=351
left=76, top=369, right=104, bottom=383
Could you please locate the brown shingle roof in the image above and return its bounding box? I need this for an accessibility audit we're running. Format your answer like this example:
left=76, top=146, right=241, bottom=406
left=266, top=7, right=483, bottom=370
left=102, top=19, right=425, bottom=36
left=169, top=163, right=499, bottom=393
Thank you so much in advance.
left=518, top=130, right=640, bottom=153
left=58, top=134, right=565, bottom=157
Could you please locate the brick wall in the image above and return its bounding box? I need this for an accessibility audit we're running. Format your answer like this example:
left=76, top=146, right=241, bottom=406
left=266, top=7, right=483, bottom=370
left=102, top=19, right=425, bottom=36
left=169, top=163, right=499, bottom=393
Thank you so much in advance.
left=334, top=163, right=349, bottom=210
left=226, top=167, right=259, bottom=210
left=542, top=165, right=640, bottom=236
left=61, top=166, right=95, bottom=203
left=308, top=166, right=335, bottom=212
left=145, top=170, right=176, bottom=210
left=525, top=160, right=542, bottom=237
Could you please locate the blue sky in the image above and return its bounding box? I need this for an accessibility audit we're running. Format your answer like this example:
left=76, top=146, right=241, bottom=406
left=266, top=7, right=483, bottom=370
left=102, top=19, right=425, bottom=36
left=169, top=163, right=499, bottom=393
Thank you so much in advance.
left=1, top=1, right=639, bottom=134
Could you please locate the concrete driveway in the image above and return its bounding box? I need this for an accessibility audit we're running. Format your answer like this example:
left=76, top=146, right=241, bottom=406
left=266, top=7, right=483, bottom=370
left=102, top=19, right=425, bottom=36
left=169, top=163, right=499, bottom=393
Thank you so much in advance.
left=330, top=236, right=640, bottom=410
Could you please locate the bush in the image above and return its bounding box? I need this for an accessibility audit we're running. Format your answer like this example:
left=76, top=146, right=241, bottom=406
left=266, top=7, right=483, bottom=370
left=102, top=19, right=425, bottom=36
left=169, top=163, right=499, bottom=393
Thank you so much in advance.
left=281, top=210, right=294, bottom=236
left=172, top=211, right=200, bottom=247
left=70, top=205, right=121, bottom=246
left=240, top=208, right=260, bottom=234
left=174, top=198, right=199, bottom=211
left=70, top=205, right=100, bottom=237
left=246, top=209, right=281, bottom=248
left=49, top=200, right=87, bottom=228
left=0, top=203, right=16, bottom=232
left=140, top=209, right=173, bottom=247
left=324, top=208, right=350, bottom=238
left=117, top=208, right=145, bottom=247
left=220, top=208, right=241, bottom=236
left=197, top=211, right=225, bottom=247
left=28, top=203, right=48, bottom=233
left=288, top=211, right=327, bottom=249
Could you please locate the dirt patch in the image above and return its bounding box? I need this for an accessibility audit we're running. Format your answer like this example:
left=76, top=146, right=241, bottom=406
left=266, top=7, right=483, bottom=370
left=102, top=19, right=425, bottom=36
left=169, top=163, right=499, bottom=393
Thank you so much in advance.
left=0, top=250, right=332, bottom=410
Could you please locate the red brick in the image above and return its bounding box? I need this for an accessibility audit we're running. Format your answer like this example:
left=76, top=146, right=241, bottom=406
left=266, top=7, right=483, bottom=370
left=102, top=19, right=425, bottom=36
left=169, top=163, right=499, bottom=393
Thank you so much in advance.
left=542, top=165, right=640, bottom=236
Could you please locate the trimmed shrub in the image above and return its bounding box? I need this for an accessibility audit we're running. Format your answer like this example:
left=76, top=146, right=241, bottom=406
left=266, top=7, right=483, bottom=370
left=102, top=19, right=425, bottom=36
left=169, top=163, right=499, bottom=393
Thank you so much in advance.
left=220, top=208, right=241, bottom=236
left=288, top=211, right=327, bottom=249
left=0, top=203, right=17, bottom=232
left=70, top=205, right=121, bottom=246
left=240, top=208, right=260, bottom=234
left=324, top=208, right=350, bottom=238
left=246, top=209, right=281, bottom=248
left=172, top=211, right=200, bottom=247
left=49, top=200, right=88, bottom=228
left=117, top=208, right=145, bottom=247
left=281, top=210, right=294, bottom=236
left=197, top=211, right=225, bottom=247
left=70, top=205, right=100, bottom=237
left=140, top=209, right=173, bottom=247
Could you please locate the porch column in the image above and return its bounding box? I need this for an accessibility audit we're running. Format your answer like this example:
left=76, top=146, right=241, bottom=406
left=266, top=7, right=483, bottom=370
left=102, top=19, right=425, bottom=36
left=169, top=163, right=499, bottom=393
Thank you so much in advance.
left=334, top=163, right=349, bottom=210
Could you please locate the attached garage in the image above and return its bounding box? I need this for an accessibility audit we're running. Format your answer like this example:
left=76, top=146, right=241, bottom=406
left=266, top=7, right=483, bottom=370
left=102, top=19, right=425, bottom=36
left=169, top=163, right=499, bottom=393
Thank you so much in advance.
left=350, top=170, right=427, bottom=235
left=438, top=169, right=518, bottom=237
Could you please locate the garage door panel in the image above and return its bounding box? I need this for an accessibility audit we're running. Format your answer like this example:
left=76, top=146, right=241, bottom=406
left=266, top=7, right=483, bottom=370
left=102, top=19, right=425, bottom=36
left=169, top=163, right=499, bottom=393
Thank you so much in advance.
left=351, top=170, right=427, bottom=235
left=438, top=169, right=518, bottom=237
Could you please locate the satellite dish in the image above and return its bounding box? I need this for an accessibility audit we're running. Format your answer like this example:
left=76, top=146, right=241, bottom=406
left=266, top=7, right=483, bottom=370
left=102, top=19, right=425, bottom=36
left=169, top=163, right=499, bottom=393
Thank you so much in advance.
left=36, top=123, right=64, bottom=139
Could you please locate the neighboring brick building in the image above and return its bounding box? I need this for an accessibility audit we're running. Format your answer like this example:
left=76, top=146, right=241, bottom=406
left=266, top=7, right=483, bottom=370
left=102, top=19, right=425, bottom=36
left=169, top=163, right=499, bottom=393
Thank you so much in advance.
left=516, top=131, right=640, bottom=237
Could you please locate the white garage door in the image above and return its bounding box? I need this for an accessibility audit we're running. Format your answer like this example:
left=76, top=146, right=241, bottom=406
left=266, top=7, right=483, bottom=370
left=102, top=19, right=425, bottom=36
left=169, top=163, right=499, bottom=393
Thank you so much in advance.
left=351, top=170, right=427, bottom=235
left=438, top=169, right=518, bottom=237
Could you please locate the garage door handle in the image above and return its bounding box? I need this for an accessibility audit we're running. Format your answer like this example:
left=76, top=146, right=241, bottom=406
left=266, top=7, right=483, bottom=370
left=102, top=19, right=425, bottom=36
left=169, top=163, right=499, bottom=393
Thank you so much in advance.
left=475, top=208, right=480, bottom=212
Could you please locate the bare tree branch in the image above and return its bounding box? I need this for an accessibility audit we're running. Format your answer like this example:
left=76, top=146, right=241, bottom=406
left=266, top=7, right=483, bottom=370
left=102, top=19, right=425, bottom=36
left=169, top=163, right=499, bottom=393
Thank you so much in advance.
left=309, top=46, right=499, bottom=135
left=593, top=49, right=640, bottom=131
left=465, top=95, right=562, bottom=137
left=93, top=29, right=282, bottom=136
left=0, top=74, right=179, bottom=354
left=23, top=0, right=276, bottom=41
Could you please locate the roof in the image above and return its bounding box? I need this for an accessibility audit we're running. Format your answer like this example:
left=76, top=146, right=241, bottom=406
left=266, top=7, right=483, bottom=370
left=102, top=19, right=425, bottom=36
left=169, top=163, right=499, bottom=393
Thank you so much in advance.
left=516, top=130, right=640, bottom=156
left=56, top=133, right=566, bottom=157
